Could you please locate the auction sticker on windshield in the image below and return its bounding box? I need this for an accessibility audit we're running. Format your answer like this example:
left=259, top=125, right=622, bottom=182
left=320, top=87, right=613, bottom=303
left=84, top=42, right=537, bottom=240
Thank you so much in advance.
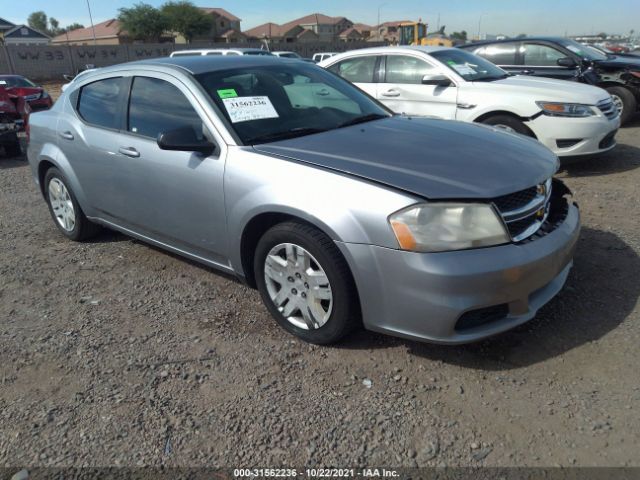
left=449, top=63, right=476, bottom=76
left=222, top=96, right=279, bottom=123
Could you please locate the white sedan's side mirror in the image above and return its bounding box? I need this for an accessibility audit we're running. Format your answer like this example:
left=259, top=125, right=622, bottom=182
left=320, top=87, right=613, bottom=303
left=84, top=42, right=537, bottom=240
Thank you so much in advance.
left=422, top=74, right=452, bottom=87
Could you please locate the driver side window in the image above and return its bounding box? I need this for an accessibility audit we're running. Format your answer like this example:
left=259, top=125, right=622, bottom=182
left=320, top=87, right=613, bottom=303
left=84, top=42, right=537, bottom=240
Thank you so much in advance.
left=521, top=44, right=566, bottom=66
left=385, top=55, right=437, bottom=84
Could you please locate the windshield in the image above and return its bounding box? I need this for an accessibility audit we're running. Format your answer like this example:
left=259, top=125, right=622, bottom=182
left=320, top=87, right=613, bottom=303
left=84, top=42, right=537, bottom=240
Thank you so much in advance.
left=0, top=76, right=37, bottom=88
left=196, top=63, right=390, bottom=145
left=557, top=39, right=607, bottom=61
left=430, top=49, right=507, bottom=81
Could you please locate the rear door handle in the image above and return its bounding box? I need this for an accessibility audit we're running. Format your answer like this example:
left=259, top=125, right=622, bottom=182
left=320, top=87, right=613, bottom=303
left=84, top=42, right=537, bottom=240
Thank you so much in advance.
left=59, top=131, right=74, bottom=140
left=381, top=89, right=400, bottom=97
left=118, top=147, right=140, bottom=158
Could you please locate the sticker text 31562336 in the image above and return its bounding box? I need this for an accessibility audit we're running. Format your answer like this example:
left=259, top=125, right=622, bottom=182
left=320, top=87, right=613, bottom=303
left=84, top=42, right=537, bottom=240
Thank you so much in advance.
left=222, top=96, right=279, bottom=123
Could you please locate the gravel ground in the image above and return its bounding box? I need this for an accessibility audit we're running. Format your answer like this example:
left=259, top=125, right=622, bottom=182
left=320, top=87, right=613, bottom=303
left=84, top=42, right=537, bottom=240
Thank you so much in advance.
left=1, top=87, right=639, bottom=469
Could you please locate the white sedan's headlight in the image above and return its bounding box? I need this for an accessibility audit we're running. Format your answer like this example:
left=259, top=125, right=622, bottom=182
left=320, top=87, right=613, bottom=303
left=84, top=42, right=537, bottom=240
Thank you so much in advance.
left=535, top=101, right=597, bottom=117
left=389, top=203, right=510, bottom=253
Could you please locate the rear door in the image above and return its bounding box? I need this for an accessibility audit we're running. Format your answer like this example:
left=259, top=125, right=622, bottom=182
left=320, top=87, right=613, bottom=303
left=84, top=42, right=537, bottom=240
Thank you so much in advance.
left=377, top=54, right=458, bottom=119
left=326, top=55, right=379, bottom=99
left=519, top=41, right=580, bottom=80
left=467, top=41, right=520, bottom=75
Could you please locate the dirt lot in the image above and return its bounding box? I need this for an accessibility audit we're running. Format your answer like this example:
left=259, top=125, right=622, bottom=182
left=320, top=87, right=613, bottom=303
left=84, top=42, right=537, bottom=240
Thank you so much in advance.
left=1, top=85, right=639, bottom=470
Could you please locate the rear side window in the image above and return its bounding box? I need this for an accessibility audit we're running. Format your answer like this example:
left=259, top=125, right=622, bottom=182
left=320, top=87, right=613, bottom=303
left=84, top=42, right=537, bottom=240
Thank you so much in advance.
left=328, top=56, right=377, bottom=83
left=473, top=43, right=518, bottom=65
left=127, top=76, right=202, bottom=139
left=77, top=77, right=125, bottom=129
left=385, top=55, right=436, bottom=84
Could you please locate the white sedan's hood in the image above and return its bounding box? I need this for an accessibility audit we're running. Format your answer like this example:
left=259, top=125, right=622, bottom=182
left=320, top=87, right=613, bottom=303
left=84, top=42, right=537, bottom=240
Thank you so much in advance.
left=477, top=75, right=611, bottom=104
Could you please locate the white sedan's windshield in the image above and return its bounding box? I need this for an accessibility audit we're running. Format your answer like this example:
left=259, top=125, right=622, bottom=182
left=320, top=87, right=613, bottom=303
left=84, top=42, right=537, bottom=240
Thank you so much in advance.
left=431, top=49, right=508, bottom=81
left=196, top=64, right=390, bottom=144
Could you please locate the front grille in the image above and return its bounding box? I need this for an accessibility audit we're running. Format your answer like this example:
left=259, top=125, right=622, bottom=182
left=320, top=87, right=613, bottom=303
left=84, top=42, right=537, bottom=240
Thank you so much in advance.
left=455, top=304, right=509, bottom=331
left=597, top=98, right=618, bottom=120
left=599, top=130, right=617, bottom=149
left=492, top=186, right=537, bottom=212
left=491, top=178, right=553, bottom=242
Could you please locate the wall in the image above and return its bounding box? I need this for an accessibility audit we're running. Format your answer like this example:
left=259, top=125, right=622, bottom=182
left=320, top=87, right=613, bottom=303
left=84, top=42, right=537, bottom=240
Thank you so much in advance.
left=0, top=41, right=383, bottom=81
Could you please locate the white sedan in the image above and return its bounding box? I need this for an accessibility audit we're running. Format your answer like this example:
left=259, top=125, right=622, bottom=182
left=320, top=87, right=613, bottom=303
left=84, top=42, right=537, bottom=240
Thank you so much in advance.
left=320, top=46, right=620, bottom=157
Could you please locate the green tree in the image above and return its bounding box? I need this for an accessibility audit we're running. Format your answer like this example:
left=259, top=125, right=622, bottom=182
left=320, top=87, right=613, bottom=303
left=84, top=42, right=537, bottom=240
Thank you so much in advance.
left=451, top=30, right=467, bottom=42
left=63, top=23, right=85, bottom=33
left=161, top=1, right=211, bottom=43
left=117, top=3, right=169, bottom=42
left=49, top=17, right=62, bottom=36
left=28, top=11, right=48, bottom=33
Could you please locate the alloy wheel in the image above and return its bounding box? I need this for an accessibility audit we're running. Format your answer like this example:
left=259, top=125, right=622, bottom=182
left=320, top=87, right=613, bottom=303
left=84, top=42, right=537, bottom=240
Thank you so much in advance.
left=263, top=242, right=333, bottom=330
left=611, top=94, right=624, bottom=116
left=48, top=178, right=76, bottom=232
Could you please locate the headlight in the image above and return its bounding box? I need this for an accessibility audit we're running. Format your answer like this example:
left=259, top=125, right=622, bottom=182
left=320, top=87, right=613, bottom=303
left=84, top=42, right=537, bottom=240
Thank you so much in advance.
left=389, top=203, right=510, bottom=253
left=536, top=101, right=596, bottom=117
left=41, top=91, right=50, bottom=99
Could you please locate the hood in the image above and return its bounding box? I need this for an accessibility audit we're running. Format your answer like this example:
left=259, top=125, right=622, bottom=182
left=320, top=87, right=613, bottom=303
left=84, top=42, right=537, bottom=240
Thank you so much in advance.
left=596, top=55, right=640, bottom=69
left=486, top=75, right=610, bottom=103
left=253, top=116, right=558, bottom=199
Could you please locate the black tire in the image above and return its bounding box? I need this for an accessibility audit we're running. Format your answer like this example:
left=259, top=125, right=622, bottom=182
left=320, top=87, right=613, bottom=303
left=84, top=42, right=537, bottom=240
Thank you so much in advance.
left=606, top=86, right=637, bottom=126
left=43, top=167, right=101, bottom=241
left=254, top=221, right=361, bottom=344
left=480, top=114, right=534, bottom=136
left=2, top=133, right=21, bottom=157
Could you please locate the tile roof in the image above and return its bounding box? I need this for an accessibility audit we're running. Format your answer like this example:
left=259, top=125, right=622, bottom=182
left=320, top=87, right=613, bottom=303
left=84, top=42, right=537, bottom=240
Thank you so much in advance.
left=200, top=8, right=241, bottom=22
left=52, top=19, right=121, bottom=43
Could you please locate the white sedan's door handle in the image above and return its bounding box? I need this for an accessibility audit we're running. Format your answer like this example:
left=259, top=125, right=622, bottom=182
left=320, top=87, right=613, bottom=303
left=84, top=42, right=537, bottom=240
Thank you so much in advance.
left=59, top=131, right=74, bottom=140
left=381, top=89, right=401, bottom=97
left=118, top=147, right=140, bottom=158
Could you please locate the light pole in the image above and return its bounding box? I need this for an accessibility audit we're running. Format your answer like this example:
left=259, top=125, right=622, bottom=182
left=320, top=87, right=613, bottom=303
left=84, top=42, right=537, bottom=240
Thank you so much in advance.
left=86, top=0, right=97, bottom=45
left=377, top=3, right=387, bottom=40
left=477, top=13, right=487, bottom=41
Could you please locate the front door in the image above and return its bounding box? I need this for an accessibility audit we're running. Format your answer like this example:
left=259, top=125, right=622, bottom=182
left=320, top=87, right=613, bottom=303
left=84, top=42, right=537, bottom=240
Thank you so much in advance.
left=376, top=54, right=458, bottom=119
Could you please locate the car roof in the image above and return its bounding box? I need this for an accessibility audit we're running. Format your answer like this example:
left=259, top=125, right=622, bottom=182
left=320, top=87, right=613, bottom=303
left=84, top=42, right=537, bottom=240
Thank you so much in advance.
left=326, top=45, right=454, bottom=58
left=85, top=55, right=303, bottom=77
left=460, top=36, right=569, bottom=48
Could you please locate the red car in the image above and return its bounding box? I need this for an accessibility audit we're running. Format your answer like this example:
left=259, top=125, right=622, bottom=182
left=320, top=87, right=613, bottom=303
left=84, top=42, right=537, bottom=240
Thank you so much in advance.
left=0, top=85, right=30, bottom=157
left=0, top=75, right=53, bottom=112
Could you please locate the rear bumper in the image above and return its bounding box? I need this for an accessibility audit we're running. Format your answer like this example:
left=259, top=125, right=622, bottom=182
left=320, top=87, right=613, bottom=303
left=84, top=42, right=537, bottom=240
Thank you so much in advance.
left=337, top=204, right=580, bottom=344
left=527, top=113, right=620, bottom=157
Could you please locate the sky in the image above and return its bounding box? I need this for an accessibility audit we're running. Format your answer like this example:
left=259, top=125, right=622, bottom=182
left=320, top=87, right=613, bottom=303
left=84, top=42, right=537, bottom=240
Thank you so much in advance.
left=1, top=0, right=638, bottom=37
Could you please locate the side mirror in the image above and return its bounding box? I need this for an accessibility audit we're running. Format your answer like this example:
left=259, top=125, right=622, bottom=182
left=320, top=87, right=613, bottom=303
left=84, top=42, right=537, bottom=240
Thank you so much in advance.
left=557, top=57, right=578, bottom=68
left=422, top=74, right=452, bottom=86
left=157, top=126, right=216, bottom=155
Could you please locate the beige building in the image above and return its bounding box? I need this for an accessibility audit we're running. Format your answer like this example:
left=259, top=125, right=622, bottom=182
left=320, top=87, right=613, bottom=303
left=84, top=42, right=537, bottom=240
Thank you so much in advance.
left=245, top=13, right=355, bottom=43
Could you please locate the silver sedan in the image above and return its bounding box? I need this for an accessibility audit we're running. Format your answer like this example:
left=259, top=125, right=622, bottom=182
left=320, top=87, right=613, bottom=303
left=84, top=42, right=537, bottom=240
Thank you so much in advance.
left=27, top=56, right=580, bottom=344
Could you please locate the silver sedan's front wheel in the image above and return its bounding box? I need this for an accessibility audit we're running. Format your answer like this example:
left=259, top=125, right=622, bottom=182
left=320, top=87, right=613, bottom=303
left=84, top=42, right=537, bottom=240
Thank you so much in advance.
left=255, top=221, right=360, bottom=344
left=264, top=242, right=333, bottom=330
left=48, top=178, right=76, bottom=232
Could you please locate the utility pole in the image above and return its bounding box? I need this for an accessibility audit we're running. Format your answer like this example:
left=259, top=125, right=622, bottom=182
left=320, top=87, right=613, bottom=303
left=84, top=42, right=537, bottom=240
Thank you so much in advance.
left=86, top=0, right=97, bottom=45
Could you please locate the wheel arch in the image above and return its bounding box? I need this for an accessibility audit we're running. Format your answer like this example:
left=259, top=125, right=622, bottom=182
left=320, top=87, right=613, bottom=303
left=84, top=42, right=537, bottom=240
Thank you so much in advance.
left=473, top=110, right=538, bottom=138
left=239, top=211, right=345, bottom=289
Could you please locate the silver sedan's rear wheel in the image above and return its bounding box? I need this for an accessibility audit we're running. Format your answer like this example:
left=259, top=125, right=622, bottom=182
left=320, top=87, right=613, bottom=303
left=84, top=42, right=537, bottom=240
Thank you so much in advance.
left=254, top=221, right=360, bottom=344
left=48, top=178, right=76, bottom=232
left=264, top=242, right=333, bottom=330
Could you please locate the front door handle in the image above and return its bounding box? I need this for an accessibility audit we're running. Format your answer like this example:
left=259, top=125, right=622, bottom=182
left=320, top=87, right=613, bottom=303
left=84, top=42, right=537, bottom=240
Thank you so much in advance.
left=59, top=131, right=74, bottom=140
left=118, top=147, right=140, bottom=158
left=381, top=89, right=400, bottom=97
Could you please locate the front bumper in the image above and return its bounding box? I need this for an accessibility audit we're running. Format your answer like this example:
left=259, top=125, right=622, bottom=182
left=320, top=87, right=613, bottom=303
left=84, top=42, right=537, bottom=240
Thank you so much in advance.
left=337, top=203, right=580, bottom=344
left=526, top=113, right=620, bottom=157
